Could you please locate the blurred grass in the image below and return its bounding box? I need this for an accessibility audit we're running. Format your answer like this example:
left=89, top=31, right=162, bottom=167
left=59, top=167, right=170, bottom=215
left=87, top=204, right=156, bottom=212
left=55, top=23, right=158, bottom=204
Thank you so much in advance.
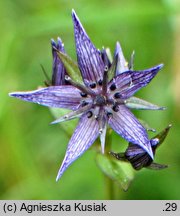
left=0, top=0, right=180, bottom=199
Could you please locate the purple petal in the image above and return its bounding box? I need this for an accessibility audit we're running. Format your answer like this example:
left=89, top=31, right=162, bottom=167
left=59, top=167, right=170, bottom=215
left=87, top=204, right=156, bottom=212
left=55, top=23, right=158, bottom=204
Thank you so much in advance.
left=51, top=37, right=67, bottom=85
left=124, top=144, right=153, bottom=170
left=108, top=105, right=153, bottom=158
left=72, top=10, right=104, bottom=84
left=56, top=114, right=99, bottom=180
left=114, top=41, right=129, bottom=75
left=108, top=64, right=163, bottom=99
left=9, top=86, right=82, bottom=110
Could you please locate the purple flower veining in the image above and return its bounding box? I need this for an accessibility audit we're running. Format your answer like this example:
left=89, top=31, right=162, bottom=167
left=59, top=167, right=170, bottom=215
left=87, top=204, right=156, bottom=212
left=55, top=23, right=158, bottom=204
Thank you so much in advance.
left=9, top=10, right=164, bottom=180
left=51, top=37, right=67, bottom=86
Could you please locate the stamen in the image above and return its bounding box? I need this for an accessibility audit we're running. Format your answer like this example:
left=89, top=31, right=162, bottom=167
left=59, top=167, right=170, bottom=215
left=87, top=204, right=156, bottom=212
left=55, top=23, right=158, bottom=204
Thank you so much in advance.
left=87, top=111, right=93, bottom=118
left=89, top=82, right=96, bottom=88
left=65, top=75, right=96, bottom=96
left=81, top=101, right=89, bottom=107
left=109, top=83, right=116, bottom=91
left=80, top=92, right=87, bottom=97
left=50, top=103, right=92, bottom=124
left=107, top=112, right=113, bottom=118
left=106, top=98, right=115, bottom=105
left=98, top=79, right=103, bottom=86
left=102, top=65, right=109, bottom=94
left=114, top=92, right=121, bottom=99
left=93, top=106, right=100, bottom=120
left=112, top=105, right=119, bottom=112
left=115, top=99, right=125, bottom=105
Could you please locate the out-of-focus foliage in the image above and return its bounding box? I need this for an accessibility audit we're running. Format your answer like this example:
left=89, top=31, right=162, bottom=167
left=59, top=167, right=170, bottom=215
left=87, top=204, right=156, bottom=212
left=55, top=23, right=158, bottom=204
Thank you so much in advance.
left=0, top=0, right=179, bottom=199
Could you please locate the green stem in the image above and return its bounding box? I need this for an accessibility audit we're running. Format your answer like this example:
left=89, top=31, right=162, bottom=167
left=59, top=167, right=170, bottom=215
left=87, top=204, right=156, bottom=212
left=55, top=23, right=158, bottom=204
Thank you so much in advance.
left=105, top=175, right=115, bottom=200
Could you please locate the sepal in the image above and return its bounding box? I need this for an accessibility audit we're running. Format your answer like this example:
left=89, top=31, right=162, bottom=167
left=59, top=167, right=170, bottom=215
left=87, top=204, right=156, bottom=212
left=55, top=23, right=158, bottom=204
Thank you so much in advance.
left=56, top=50, right=83, bottom=84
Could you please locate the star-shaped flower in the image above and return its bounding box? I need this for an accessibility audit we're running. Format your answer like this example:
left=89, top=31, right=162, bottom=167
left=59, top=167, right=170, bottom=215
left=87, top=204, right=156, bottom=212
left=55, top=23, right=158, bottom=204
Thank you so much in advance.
left=9, top=10, right=164, bottom=180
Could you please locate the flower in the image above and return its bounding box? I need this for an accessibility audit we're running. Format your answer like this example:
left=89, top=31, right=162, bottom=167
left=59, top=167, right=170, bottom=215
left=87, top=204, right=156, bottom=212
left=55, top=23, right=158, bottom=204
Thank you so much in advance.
left=110, top=125, right=171, bottom=170
left=9, top=10, right=164, bottom=180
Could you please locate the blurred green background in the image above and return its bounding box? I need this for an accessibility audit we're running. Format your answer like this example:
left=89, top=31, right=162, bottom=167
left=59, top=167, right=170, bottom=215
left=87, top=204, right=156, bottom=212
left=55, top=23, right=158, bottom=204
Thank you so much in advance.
left=0, top=0, right=180, bottom=199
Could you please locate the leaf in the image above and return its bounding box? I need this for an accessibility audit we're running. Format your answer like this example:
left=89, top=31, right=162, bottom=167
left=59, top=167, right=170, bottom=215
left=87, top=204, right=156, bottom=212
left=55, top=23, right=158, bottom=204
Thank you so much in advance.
left=95, top=153, right=134, bottom=191
left=56, top=51, right=83, bottom=84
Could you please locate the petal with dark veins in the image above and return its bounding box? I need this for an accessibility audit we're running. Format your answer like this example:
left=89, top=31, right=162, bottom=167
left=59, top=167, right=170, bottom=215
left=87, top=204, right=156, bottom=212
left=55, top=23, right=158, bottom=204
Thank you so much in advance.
left=9, top=86, right=82, bottom=110
left=51, top=37, right=67, bottom=85
left=56, top=114, right=99, bottom=180
left=72, top=9, right=104, bottom=84
left=108, top=64, right=163, bottom=99
left=108, top=105, right=153, bottom=158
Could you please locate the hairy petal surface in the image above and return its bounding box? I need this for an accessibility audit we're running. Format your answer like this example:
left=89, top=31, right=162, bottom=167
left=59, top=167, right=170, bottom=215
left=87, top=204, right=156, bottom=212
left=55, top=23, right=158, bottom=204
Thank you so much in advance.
left=108, top=64, right=163, bottom=99
left=56, top=114, right=99, bottom=180
left=9, top=86, right=82, bottom=110
left=72, top=10, right=104, bottom=84
left=108, top=105, right=153, bottom=158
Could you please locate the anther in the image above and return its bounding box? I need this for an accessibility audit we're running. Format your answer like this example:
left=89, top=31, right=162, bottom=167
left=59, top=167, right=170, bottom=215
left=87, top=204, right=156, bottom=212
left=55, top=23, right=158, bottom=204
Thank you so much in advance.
left=114, top=92, right=121, bottom=99
left=107, top=112, right=113, bottom=118
left=89, top=82, right=96, bottom=88
left=81, top=101, right=89, bottom=107
left=109, top=83, right=116, bottom=91
left=80, top=92, right=87, bottom=97
left=87, top=111, right=93, bottom=118
left=112, top=105, right=119, bottom=112
left=98, top=79, right=103, bottom=86
left=102, top=65, right=109, bottom=94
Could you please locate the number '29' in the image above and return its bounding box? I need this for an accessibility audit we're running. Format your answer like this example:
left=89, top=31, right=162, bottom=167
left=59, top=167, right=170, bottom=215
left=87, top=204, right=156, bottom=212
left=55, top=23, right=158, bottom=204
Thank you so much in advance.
left=164, top=203, right=177, bottom=211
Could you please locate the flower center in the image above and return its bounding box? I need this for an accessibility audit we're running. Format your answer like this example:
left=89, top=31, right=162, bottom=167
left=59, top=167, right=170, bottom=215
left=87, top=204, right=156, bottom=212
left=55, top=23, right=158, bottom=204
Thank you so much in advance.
left=94, top=95, right=106, bottom=106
